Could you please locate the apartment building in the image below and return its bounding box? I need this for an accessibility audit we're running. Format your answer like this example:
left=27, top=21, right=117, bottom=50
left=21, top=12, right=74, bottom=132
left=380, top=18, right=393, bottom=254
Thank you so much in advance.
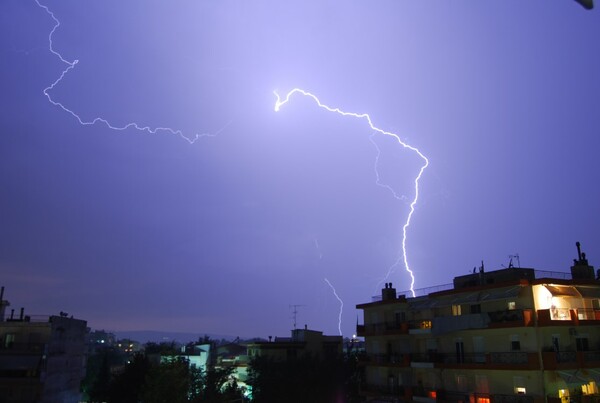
left=0, top=287, right=88, bottom=403
left=356, top=243, right=600, bottom=403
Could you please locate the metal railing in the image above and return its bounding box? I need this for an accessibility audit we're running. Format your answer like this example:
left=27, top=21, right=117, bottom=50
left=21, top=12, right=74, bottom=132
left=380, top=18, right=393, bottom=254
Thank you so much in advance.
left=0, top=342, right=46, bottom=353
left=371, top=283, right=454, bottom=301
left=489, top=351, right=529, bottom=364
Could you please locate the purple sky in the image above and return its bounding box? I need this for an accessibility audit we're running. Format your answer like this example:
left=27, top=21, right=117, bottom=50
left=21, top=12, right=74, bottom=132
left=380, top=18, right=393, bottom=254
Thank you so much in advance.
left=1, top=0, right=599, bottom=338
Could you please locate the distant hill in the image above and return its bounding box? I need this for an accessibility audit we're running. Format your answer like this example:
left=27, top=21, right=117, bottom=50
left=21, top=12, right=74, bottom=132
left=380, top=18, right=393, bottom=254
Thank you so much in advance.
left=114, top=330, right=239, bottom=344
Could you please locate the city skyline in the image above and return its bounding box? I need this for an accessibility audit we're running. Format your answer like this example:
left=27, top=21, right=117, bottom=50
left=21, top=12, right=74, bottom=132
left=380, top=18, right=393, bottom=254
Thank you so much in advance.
left=1, top=1, right=599, bottom=338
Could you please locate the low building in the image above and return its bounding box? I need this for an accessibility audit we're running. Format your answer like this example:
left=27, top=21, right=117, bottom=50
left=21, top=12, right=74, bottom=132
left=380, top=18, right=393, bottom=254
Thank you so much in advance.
left=0, top=287, right=87, bottom=403
left=247, top=326, right=343, bottom=361
left=356, top=243, right=600, bottom=403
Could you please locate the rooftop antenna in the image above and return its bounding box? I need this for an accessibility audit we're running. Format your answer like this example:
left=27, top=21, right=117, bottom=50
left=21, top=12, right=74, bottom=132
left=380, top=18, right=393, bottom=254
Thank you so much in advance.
left=509, top=254, right=521, bottom=268
left=289, top=304, right=305, bottom=330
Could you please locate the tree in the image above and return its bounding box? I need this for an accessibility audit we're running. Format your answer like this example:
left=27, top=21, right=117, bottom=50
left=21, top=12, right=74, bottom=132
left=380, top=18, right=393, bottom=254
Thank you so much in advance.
left=247, top=354, right=358, bottom=403
left=142, top=357, right=199, bottom=403
left=107, top=353, right=151, bottom=403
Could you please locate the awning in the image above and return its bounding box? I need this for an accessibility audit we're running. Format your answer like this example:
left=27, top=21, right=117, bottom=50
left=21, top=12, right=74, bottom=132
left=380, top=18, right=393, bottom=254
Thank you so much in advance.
left=479, top=286, right=522, bottom=302
left=544, top=285, right=580, bottom=297
left=558, top=370, right=590, bottom=386
left=576, top=287, right=600, bottom=299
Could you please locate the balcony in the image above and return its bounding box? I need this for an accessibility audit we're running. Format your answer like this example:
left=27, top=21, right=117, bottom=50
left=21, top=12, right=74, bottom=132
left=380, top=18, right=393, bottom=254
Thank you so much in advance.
left=410, top=351, right=539, bottom=370
left=362, top=353, right=410, bottom=367
left=538, top=309, right=577, bottom=326
left=356, top=321, right=409, bottom=337
left=581, top=351, right=600, bottom=367
left=408, top=320, right=432, bottom=335
left=488, top=309, right=534, bottom=328
left=543, top=350, right=600, bottom=369
left=542, top=350, right=578, bottom=370
left=538, top=308, right=600, bottom=327
left=0, top=342, right=46, bottom=355
left=576, top=308, right=600, bottom=322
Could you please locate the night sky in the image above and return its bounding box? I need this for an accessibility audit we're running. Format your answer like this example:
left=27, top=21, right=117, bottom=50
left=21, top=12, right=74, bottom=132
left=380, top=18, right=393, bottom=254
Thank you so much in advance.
left=1, top=1, right=599, bottom=338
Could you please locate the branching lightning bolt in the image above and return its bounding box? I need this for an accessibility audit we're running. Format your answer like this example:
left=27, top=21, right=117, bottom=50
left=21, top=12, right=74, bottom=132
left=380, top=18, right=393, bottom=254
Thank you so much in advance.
left=274, top=89, right=429, bottom=297
left=35, top=0, right=229, bottom=144
left=324, top=278, right=343, bottom=336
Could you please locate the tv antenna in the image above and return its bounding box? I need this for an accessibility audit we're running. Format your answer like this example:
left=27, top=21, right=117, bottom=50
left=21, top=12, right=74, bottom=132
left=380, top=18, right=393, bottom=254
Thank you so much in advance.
left=289, top=304, right=305, bottom=329
left=509, top=253, right=521, bottom=268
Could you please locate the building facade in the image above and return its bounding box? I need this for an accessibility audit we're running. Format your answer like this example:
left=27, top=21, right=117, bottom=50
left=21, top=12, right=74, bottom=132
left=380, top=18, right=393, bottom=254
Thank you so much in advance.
left=357, top=244, right=600, bottom=403
left=0, top=288, right=88, bottom=403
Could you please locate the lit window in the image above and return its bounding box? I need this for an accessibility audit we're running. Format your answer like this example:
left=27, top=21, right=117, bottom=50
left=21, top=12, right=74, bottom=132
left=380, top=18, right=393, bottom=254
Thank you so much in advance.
left=508, top=301, right=516, bottom=310
left=476, top=398, right=490, bottom=403
left=452, top=305, right=462, bottom=316
left=582, top=381, right=598, bottom=395
left=515, top=387, right=526, bottom=394
left=559, top=389, right=569, bottom=403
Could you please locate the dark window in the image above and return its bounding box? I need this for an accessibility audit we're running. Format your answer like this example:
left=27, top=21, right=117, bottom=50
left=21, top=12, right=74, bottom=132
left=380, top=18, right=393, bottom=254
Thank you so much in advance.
left=576, top=337, right=589, bottom=351
left=455, top=341, right=465, bottom=363
left=511, top=341, right=521, bottom=351
left=470, top=304, right=481, bottom=314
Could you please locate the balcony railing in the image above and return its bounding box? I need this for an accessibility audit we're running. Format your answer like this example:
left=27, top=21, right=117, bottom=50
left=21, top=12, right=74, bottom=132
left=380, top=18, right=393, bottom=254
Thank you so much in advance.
left=542, top=350, right=578, bottom=369
left=0, top=342, right=46, bottom=354
left=576, top=308, right=600, bottom=321
left=489, top=351, right=530, bottom=365
left=582, top=351, right=600, bottom=365
left=409, top=351, right=538, bottom=369
left=357, top=321, right=410, bottom=336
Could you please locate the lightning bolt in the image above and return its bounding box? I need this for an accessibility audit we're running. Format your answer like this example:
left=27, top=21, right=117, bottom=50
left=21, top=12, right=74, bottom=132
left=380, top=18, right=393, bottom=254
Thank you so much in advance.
left=274, top=88, right=429, bottom=297
left=35, top=0, right=229, bottom=144
left=324, top=278, right=344, bottom=336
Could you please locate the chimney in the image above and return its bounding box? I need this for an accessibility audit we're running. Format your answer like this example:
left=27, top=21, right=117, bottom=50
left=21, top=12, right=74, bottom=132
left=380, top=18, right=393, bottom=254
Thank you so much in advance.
left=571, top=241, right=594, bottom=280
left=382, top=282, right=397, bottom=301
left=19, top=308, right=24, bottom=321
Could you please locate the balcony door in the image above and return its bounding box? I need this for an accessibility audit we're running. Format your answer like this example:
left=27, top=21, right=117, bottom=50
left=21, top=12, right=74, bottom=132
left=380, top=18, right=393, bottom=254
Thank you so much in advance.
left=473, top=336, right=485, bottom=363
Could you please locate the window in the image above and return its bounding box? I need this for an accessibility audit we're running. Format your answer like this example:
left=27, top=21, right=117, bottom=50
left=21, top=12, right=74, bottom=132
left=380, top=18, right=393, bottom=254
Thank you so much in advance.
left=475, top=374, right=490, bottom=394
left=3, top=334, right=15, bottom=349
left=456, top=374, right=468, bottom=392
left=455, top=339, right=465, bottom=363
left=510, top=335, right=520, bottom=351
left=593, top=299, right=600, bottom=310
left=582, top=381, right=598, bottom=395
left=452, top=304, right=462, bottom=316
left=514, top=376, right=526, bottom=394
left=576, top=337, right=589, bottom=352
left=558, top=389, right=569, bottom=403
left=470, top=304, right=481, bottom=314
left=395, top=311, right=406, bottom=324
left=508, top=301, right=516, bottom=310
left=552, top=335, right=560, bottom=352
